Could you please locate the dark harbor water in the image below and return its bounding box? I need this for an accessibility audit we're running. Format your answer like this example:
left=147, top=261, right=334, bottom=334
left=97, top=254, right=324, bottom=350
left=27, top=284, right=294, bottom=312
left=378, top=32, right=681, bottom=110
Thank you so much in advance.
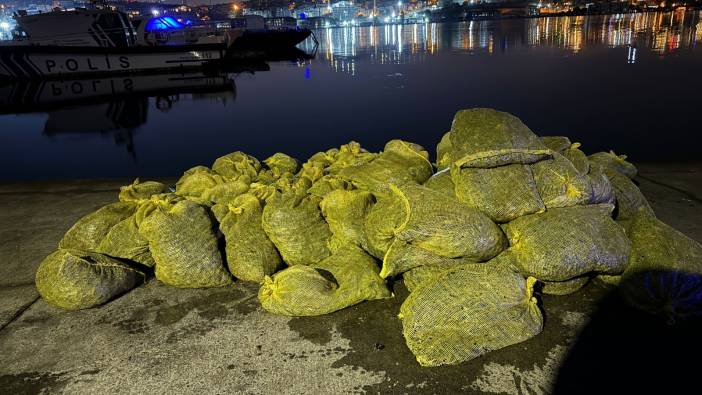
left=1, top=11, right=701, bottom=181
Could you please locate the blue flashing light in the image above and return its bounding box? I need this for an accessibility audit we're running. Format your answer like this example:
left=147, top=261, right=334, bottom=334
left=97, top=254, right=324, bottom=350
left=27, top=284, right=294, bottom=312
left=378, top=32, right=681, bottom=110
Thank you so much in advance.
left=146, top=16, right=185, bottom=32
left=305, top=66, right=310, bottom=80
left=299, top=12, right=306, bottom=20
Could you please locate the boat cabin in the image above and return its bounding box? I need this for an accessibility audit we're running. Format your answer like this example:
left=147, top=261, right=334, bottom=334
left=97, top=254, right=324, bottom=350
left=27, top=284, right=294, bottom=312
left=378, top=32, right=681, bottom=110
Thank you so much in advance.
left=12, top=8, right=137, bottom=47
left=265, top=17, right=298, bottom=30
left=231, top=15, right=266, bottom=30
left=9, top=9, right=227, bottom=48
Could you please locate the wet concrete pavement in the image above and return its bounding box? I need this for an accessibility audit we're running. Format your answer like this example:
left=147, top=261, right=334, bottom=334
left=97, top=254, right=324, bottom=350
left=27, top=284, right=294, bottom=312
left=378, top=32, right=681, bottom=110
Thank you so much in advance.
left=0, top=163, right=700, bottom=394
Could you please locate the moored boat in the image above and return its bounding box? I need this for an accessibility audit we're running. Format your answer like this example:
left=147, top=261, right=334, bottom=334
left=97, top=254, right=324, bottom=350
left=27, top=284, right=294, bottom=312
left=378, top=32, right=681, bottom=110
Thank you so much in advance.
left=226, top=15, right=313, bottom=53
left=0, top=8, right=232, bottom=79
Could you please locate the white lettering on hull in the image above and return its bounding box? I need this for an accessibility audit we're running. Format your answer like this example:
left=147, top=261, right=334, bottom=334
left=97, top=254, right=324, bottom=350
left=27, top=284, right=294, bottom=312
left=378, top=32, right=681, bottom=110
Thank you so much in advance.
left=0, top=50, right=221, bottom=78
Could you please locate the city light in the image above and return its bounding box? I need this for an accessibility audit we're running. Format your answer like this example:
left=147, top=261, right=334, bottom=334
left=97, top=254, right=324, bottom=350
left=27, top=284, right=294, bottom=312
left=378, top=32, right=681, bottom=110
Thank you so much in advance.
left=151, top=9, right=160, bottom=17
left=0, top=22, right=9, bottom=31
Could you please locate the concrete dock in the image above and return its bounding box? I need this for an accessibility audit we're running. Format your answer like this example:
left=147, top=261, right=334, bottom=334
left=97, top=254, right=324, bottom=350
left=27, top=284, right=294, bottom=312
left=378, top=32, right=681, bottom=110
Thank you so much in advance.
left=1, top=163, right=700, bottom=394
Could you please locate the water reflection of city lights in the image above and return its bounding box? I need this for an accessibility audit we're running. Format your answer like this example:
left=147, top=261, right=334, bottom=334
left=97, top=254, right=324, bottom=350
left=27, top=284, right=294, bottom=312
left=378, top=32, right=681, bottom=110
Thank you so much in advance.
left=297, top=11, right=702, bottom=75
left=627, top=45, right=637, bottom=64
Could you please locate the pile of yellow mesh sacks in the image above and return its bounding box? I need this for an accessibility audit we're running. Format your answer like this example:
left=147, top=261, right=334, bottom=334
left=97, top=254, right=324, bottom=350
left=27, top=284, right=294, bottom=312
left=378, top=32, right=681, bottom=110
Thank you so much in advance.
left=35, top=108, right=702, bottom=367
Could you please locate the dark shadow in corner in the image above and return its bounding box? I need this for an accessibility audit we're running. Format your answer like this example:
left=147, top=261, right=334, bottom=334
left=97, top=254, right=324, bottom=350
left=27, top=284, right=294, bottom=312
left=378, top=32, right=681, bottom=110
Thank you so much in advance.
left=553, top=270, right=702, bottom=394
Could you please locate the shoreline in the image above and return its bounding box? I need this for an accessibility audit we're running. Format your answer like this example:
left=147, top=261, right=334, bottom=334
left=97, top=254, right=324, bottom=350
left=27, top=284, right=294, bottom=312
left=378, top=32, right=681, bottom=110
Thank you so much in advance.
left=307, top=6, right=702, bottom=29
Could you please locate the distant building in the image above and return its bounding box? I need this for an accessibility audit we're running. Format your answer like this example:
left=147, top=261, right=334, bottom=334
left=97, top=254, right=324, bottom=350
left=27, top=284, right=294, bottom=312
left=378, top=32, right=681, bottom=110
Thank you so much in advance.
left=243, top=8, right=272, bottom=18
left=375, top=4, right=395, bottom=17
left=53, top=0, right=76, bottom=10
left=244, top=6, right=291, bottom=18
left=330, top=0, right=357, bottom=21
left=294, top=3, right=331, bottom=19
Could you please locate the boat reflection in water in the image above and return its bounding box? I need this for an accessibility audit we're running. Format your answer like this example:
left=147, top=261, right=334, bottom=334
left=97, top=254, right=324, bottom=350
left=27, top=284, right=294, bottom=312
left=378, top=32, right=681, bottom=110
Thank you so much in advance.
left=0, top=61, right=275, bottom=158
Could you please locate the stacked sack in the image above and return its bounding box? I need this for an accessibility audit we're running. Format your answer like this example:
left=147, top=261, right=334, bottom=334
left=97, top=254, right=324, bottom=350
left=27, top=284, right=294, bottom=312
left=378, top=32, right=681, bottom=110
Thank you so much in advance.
left=398, top=109, right=630, bottom=366
left=35, top=108, right=702, bottom=367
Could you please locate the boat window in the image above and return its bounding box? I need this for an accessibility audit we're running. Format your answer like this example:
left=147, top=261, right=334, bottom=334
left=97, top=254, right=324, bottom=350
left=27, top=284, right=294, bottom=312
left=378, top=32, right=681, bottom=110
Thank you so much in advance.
left=96, top=12, right=133, bottom=47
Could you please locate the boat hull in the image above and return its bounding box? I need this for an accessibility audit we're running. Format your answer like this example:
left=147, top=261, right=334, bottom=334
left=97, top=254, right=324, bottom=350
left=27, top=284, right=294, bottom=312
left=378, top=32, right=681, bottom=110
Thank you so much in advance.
left=228, top=29, right=312, bottom=51
left=0, top=44, right=226, bottom=80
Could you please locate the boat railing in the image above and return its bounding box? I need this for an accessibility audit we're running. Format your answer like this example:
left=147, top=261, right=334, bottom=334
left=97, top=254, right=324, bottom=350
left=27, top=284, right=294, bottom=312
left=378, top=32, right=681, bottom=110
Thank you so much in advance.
left=7, top=26, right=136, bottom=43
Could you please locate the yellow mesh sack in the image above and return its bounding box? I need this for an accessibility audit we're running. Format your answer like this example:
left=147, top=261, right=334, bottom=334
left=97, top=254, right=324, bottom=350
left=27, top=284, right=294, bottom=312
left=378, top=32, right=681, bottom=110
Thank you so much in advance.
left=258, top=246, right=392, bottom=316
left=175, top=166, right=250, bottom=206
left=339, top=140, right=433, bottom=195
left=403, top=262, right=463, bottom=293
left=363, top=193, right=407, bottom=259
left=256, top=154, right=297, bottom=185
left=562, top=143, right=590, bottom=175
left=254, top=169, right=278, bottom=185
left=308, top=174, right=353, bottom=198
left=400, top=246, right=592, bottom=296
left=305, top=148, right=338, bottom=170
left=298, top=160, right=326, bottom=184
left=96, top=215, right=154, bottom=267
left=119, top=179, right=169, bottom=203
left=541, top=276, right=590, bottom=296
left=35, top=249, right=144, bottom=310
left=623, top=212, right=702, bottom=276
left=600, top=166, right=654, bottom=222
left=435, top=131, right=456, bottom=170
left=247, top=181, right=281, bottom=202
left=248, top=169, right=306, bottom=202
left=320, top=189, right=375, bottom=253
left=385, top=240, right=476, bottom=280
left=59, top=202, right=137, bottom=251
left=588, top=151, right=638, bottom=179
left=423, top=168, right=455, bottom=198
left=211, top=151, right=261, bottom=180
left=451, top=164, right=545, bottom=223
left=175, top=166, right=225, bottom=200
left=587, top=166, right=615, bottom=205
left=261, top=191, right=331, bottom=266
left=200, top=178, right=251, bottom=205
left=595, top=274, right=622, bottom=286
left=263, top=152, right=299, bottom=177
left=531, top=151, right=592, bottom=209
left=399, top=260, right=543, bottom=367
left=403, top=252, right=517, bottom=293
left=444, top=108, right=552, bottom=169
left=364, top=184, right=506, bottom=262
left=138, top=195, right=232, bottom=288
left=219, top=194, right=282, bottom=283
left=276, top=172, right=305, bottom=194
left=502, top=204, right=630, bottom=281
left=618, top=211, right=702, bottom=320
left=325, top=141, right=377, bottom=174
left=540, top=136, right=572, bottom=154
left=388, top=184, right=506, bottom=260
